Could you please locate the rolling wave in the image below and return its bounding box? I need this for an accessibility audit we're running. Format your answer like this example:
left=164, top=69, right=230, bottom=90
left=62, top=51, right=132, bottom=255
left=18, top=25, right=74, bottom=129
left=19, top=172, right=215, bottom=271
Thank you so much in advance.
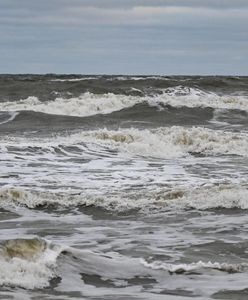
left=0, top=238, right=62, bottom=289
left=0, top=87, right=247, bottom=118
left=50, top=77, right=99, bottom=82
left=66, top=126, right=248, bottom=158
left=0, top=111, right=19, bottom=125
left=1, top=126, right=247, bottom=206
left=1, top=236, right=246, bottom=292
left=1, top=183, right=247, bottom=211
left=0, top=93, right=141, bottom=117
left=2, top=126, right=248, bottom=158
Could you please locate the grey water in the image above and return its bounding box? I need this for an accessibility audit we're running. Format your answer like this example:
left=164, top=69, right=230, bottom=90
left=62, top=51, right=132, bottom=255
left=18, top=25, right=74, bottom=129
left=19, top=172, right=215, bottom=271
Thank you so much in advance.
left=0, top=75, right=248, bottom=300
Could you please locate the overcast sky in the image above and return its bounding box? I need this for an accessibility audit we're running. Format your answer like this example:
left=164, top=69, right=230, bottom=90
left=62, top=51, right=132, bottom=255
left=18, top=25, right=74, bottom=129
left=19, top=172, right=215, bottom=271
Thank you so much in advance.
left=0, top=0, right=247, bottom=75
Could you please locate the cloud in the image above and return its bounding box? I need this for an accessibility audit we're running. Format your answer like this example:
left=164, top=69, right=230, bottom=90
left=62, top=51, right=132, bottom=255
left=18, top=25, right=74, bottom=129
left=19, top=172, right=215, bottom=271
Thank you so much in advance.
left=71, top=0, right=248, bottom=10
left=2, top=0, right=248, bottom=10
left=1, top=3, right=248, bottom=29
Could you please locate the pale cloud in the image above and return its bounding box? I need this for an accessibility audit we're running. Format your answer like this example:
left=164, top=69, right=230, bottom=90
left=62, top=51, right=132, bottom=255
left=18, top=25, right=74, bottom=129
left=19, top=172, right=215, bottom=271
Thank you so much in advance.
left=1, top=4, right=247, bottom=28
left=2, top=0, right=248, bottom=10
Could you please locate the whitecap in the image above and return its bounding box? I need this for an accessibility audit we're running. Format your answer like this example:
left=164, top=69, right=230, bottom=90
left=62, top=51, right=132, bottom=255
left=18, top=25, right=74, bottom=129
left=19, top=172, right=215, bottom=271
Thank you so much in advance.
left=140, top=259, right=247, bottom=274
left=1, top=183, right=248, bottom=212
left=50, top=77, right=98, bottom=82
left=0, top=238, right=63, bottom=289
left=0, top=88, right=247, bottom=118
left=155, top=86, right=248, bottom=111
left=72, top=126, right=248, bottom=158
left=0, top=93, right=141, bottom=117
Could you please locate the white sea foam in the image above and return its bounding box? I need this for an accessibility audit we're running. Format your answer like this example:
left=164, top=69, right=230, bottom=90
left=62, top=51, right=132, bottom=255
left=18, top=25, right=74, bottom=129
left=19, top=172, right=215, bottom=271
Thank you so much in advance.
left=141, top=259, right=247, bottom=274
left=0, top=239, right=62, bottom=289
left=0, top=88, right=247, bottom=117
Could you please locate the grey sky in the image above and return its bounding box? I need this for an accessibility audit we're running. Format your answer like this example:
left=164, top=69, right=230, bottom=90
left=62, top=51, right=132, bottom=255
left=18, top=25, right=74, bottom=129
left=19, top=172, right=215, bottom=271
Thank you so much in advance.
left=0, top=0, right=247, bottom=75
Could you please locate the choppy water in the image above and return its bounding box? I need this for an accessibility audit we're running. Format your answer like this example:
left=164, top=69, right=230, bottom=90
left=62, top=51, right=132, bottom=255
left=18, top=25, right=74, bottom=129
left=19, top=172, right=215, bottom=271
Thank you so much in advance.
left=0, top=75, right=248, bottom=299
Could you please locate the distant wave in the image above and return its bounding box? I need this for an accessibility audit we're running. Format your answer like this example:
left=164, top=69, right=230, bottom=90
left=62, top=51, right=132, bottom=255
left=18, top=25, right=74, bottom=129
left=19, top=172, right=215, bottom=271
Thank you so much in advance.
left=50, top=77, right=99, bottom=82
left=50, top=76, right=170, bottom=82
left=107, top=76, right=171, bottom=81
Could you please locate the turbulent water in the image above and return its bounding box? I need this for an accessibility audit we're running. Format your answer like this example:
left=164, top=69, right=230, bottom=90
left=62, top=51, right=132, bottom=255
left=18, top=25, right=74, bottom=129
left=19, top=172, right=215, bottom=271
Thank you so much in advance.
left=0, top=74, right=248, bottom=299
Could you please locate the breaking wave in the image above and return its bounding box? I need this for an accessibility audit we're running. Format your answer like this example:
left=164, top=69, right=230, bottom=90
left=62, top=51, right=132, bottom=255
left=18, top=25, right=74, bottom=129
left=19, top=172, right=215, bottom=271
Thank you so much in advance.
left=155, top=184, right=248, bottom=210
left=50, top=77, right=99, bottom=82
left=141, top=259, right=247, bottom=274
left=158, top=86, right=248, bottom=111
left=3, top=126, right=247, bottom=159
left=0, top=238, right=63, bottom=289
left=73, top=126, right=248, bottom=158
left=1, top=183, right=248, bottom=211
left=0, top=93, right=141, bottom=117
left=0, top=87, right=247, bottom=118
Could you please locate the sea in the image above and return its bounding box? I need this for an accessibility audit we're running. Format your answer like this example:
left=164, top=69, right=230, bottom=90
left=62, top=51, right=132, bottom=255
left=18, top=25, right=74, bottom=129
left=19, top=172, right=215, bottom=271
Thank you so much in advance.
left=0, top=74, right=248, bottom=300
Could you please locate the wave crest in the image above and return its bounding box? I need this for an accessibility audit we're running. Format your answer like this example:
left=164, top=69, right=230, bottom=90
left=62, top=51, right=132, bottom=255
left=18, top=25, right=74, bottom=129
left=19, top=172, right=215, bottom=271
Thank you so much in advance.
left=0, top=93, right=141, bottom=117
left=0, top=88, right=247, bottom=117
left=1, top=183, right=248, bottom=211
left=0, top=238, right=62, bottom=289
left=141, top=259, right=247, bottom=274
left=81, top=126, right=248, bottom=158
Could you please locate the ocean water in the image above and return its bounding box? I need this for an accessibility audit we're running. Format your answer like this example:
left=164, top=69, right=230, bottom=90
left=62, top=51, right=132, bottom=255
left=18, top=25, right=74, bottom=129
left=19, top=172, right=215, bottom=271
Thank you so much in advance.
left=0, top=74, right=248, bottom=299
